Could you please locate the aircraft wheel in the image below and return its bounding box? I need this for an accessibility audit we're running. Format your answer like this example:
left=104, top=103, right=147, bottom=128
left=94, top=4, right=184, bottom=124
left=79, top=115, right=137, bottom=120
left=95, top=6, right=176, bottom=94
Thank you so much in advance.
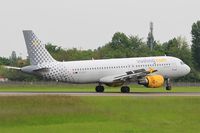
left=95, top=86, right=104, bottom=93
left=166, top=86, right=172, bottom=91
left=121, top=86, right=130, bottom=93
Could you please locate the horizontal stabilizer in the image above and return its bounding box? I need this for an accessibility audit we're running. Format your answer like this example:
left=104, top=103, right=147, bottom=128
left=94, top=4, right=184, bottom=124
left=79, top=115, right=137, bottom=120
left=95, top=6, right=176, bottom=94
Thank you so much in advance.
left=3, top=66, right=21, bottom=70
left=21, top=65, right=49, bottom=74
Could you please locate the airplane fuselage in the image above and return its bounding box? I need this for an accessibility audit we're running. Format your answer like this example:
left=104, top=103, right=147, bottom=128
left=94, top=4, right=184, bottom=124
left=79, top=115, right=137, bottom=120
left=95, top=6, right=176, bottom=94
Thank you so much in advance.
left=35, top=56, right=190, bottom=84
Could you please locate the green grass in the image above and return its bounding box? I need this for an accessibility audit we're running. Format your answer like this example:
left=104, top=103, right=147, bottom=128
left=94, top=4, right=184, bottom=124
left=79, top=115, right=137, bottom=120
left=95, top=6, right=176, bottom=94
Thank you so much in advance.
left=0, top=96, right=200, bottom=133
left=0, top=83, right=199, bottom=92
left=0, top=84, right=200, bottom=132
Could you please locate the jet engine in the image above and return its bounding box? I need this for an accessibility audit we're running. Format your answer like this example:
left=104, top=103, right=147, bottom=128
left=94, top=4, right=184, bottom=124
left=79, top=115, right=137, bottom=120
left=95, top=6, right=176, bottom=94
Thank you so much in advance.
left=138, top=75, right=164, bottom=88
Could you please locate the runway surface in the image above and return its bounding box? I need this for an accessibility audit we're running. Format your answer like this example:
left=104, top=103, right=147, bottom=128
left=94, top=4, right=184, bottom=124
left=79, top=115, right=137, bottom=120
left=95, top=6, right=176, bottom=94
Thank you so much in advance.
left=0, top=92, right=200, bottom=96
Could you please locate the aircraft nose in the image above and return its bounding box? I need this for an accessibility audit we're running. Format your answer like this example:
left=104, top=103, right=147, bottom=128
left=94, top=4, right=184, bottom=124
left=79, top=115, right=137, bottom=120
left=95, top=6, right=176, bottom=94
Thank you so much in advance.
left=185, top=65, right=191, bottom=75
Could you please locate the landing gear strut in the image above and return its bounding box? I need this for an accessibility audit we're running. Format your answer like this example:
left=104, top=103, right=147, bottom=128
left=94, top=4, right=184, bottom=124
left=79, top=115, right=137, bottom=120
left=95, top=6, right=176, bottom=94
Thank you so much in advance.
left=166, top=78, right=172, bottom=91
left=121, top=86, right=130, bottom=93
left=95, top=85, right=104, bottom=92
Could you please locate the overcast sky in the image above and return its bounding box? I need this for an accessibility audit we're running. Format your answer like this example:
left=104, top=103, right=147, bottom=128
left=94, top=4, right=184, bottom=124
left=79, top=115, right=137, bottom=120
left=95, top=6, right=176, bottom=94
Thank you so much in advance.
left=0, top=0, right=199, bottom=58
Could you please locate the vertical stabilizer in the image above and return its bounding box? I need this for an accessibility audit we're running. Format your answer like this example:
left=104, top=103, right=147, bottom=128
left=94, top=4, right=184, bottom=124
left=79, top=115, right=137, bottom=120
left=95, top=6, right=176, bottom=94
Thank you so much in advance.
left=23, top=30, right=55, bottom=65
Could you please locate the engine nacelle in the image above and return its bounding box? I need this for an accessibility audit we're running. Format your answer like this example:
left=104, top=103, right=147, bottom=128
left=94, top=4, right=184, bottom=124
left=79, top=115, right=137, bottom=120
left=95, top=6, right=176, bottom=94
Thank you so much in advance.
left=138, top=75, right=164, bottom=88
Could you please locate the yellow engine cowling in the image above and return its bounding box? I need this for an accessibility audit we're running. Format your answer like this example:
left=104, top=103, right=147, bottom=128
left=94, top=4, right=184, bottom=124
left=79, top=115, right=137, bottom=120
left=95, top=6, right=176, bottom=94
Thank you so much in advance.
left=138, top=75, right=164, bottom=88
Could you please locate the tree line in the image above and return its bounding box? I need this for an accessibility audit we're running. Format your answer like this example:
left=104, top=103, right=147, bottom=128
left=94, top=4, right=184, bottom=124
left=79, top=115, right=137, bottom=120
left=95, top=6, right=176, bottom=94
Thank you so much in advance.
left=1, top=21, right=200, bottom=82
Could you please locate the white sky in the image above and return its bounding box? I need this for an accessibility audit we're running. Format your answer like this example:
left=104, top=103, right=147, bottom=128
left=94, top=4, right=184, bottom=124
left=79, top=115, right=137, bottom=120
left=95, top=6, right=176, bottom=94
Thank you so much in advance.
left=0, top=0, right=199, bottom=58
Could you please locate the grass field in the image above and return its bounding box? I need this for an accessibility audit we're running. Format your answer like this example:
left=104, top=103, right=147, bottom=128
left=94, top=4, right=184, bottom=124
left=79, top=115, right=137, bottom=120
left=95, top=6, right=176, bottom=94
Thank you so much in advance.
left=0, top=96, right=200, bottom=133
left=0, top=84, right=200, bottom=133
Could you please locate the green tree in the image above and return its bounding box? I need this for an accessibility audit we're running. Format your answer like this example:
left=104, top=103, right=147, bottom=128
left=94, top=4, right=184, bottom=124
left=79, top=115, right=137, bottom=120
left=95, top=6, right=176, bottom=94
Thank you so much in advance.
left=45, top=43, right=67, bottom=61
left=98, top=32, right=146, bottom=58
left=0, top=57, right=10, bottom=65
left=162, top=37, right=192, bottom=64
left=191, top=21, right=200, bottom=70
left=111, top=32, right=130, bottom=49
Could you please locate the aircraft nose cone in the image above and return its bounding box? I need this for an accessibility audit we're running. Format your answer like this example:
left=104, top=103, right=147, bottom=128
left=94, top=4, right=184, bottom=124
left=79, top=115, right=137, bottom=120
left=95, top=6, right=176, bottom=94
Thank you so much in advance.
left=186, top=65, right=191, bottom=75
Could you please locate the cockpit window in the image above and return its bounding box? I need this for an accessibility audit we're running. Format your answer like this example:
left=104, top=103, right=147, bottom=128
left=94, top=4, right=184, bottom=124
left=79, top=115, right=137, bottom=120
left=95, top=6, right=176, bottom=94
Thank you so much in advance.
left=180, top=61, right=185, bottom=65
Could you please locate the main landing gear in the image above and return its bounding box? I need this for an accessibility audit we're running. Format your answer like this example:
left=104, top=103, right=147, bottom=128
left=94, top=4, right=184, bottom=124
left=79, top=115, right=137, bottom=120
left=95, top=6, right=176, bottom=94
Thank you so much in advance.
left=95, top=85, right=130, bottom=93
left=166, top=78, right=172, bottom=91
left=121, top=86, right=130, bottom=93
left=95, top=85, right=104, bottom=92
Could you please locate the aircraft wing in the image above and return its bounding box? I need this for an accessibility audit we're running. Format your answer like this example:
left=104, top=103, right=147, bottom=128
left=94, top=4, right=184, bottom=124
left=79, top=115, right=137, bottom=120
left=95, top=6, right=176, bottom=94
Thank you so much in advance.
left=99, top=68, right=157, bottom=83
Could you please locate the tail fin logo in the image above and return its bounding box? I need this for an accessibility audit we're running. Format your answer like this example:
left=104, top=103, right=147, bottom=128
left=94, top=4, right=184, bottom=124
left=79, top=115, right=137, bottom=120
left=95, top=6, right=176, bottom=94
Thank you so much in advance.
left=32, top=39, right=40, bottom=46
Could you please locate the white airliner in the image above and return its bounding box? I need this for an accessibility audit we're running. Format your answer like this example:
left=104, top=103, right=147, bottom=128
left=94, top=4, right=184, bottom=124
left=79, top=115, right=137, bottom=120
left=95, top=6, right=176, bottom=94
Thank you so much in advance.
left=14, top=30, right=191, bottom=93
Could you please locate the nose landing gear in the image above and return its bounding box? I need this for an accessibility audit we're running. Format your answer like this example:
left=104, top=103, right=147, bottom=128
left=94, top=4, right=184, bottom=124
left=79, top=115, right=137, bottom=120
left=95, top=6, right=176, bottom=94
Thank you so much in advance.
left=166, top=78, right=172, bottom=90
